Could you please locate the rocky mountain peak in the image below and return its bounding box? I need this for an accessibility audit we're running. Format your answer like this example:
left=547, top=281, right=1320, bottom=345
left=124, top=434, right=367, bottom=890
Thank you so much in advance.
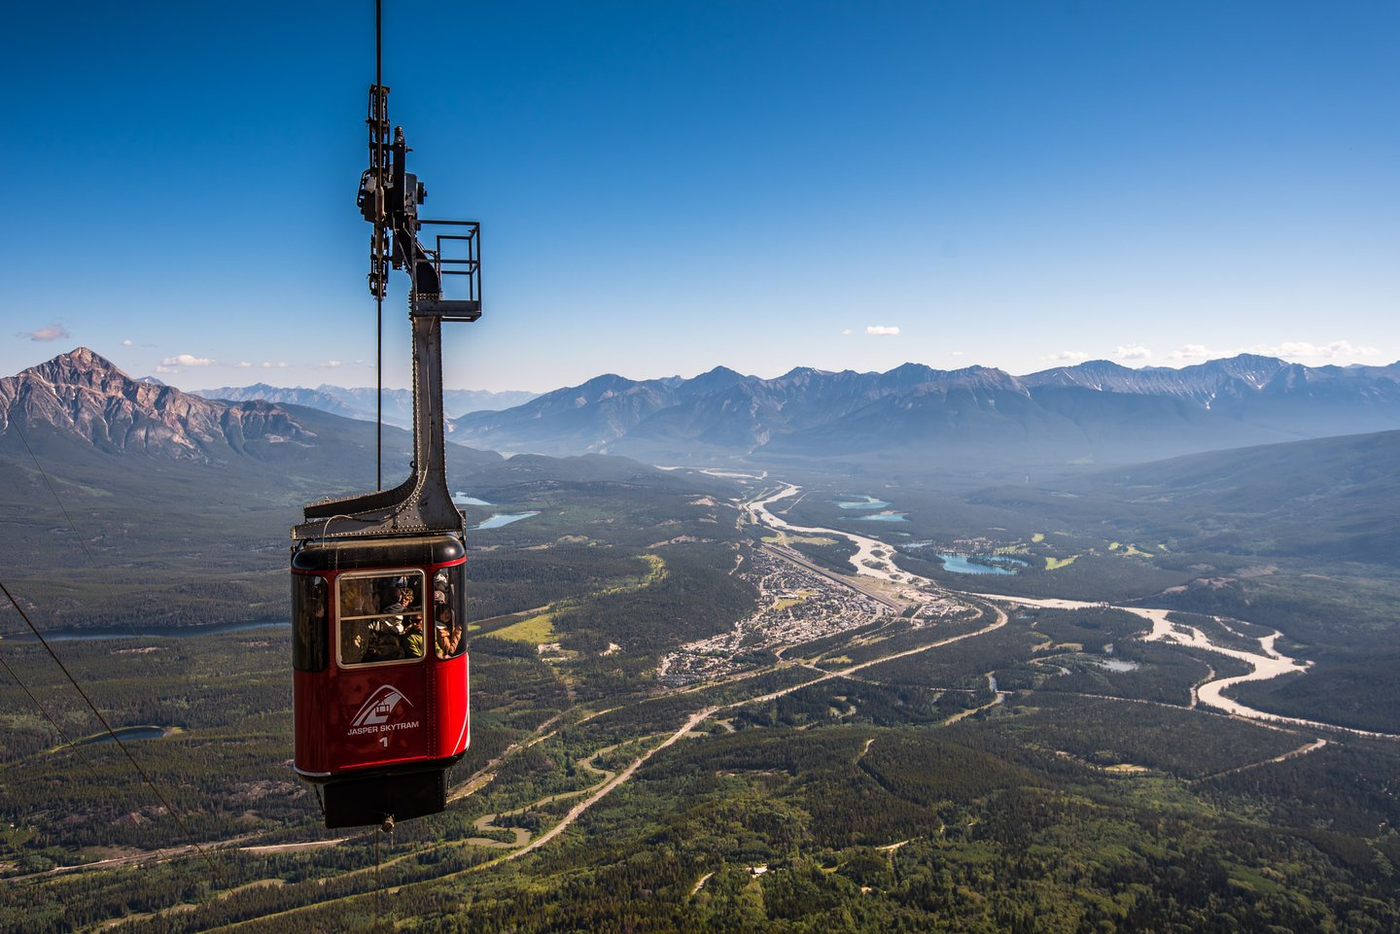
left=1, top=348, right=314, bottom=461
left=29, top=345, right=123, bottom=384
left=1199, top=353, right=1288, bottom=388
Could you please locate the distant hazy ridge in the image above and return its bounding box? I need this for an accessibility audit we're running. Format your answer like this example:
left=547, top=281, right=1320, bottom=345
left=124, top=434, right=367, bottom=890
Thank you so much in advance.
left=191, top=383, right=537, bottom=429
left=449, top=355, right=1400, bottom=465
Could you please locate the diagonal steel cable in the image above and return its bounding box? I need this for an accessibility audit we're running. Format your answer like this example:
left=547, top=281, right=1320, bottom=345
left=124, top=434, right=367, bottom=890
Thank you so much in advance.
left=0, top=579, right=224, bottom=883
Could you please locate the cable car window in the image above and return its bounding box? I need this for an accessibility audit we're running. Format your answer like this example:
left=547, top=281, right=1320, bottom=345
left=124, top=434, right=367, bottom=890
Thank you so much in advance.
left=432, top=564, right=466, bottom=659
left=292, top=574, right=329, bottom=672
left=337, top=570, right=426, bottom=666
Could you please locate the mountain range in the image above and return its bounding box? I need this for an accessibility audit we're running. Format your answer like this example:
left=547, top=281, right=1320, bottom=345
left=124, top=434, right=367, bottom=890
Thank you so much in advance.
left=10, top=349, right=1400, bottom=475
left=3, top=347, right=1398, bottom=625
left=451, top=355, right=1400, bottom=466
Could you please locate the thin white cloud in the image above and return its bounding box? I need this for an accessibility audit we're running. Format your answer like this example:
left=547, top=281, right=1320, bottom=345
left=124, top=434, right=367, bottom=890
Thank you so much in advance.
left=155, top=353, right=263, bottom=372
left=315, top=360, right=343, bottom=369
left=160, top=353, right=217, bottom=367
left=1252, top=340, right=1379, bottom=360
left=122, top=339, right=134, bottom=347
left=1043, top=350, right=1088, bottom=363
left=25, top=323, right=70, bottom=342
left=1114, top=345, right=1152, bottom=362
left=1164, top=340, right=1381, bottom=363
left=1157, top=340, right=1386, bottom=364
left=865, top=325, right=900, bottom=336
left=841, top=328, right=853, bottom=336
left=951, top=350, right=965, bottom=357
left=260, top=361, right=289, bottom=369
left=1167, top=343, right=1213, bottom=361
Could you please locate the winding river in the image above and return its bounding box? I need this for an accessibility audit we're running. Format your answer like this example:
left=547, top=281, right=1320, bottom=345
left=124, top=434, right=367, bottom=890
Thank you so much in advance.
left=742, top=483, right=1396, bottom=740
left=746, top=484, right=929, bottom=595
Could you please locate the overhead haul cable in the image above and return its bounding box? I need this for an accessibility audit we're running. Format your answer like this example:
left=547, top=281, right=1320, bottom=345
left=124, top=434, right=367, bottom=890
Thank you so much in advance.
left=0, top=649, right=103, bottom=784
left=0, top=580, right=223, bottom=883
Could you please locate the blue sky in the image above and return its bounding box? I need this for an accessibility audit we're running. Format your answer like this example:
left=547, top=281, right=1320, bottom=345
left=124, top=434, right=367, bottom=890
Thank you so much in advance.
left=4, top=1, right=1397, bottom=392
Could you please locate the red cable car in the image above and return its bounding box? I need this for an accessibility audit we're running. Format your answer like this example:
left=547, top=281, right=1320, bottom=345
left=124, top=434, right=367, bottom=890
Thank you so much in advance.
left=291, top=537, right=469, bottom=828
left=290, top=50, right=483, bottom=829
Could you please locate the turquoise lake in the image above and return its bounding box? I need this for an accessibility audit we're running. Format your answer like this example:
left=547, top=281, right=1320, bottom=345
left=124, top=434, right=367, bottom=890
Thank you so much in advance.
left=835, top=496, right=891, bottom=510
left=470, top=511, right=540, bottom=530
left=936, top=553, right=1028, bottom=575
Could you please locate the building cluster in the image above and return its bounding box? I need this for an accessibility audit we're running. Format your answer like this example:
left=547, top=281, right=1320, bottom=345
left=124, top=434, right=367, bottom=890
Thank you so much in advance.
left=657, top=548, right=891, bottom=686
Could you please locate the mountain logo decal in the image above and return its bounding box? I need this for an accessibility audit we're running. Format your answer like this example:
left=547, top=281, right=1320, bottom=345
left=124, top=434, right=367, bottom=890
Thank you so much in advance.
left=349, top=684, right=415, bottom=730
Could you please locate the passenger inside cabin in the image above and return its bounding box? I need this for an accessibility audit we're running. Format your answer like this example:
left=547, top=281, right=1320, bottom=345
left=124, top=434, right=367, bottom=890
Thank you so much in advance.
left=432, top=570, right=463, bottom=658
left=338, top=573, right=427, bottom=664
left=383, top=578, right=418, bottom=613
left=360, top=619, right=404, bottom=662
left=435, top=603, right=462, bottom=657
left=341, top=581, right=380, bottom=663
left=403, top=614, right=425, bottom=658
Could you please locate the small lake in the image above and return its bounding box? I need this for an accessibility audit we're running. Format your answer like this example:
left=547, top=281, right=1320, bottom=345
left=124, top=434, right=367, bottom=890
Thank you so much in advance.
left=936, top=554, right=1028, bottom=575
left=85, top=726, right=170, bottom=745
left=1096, top=658, right=1141, bottom=673
left=469, top=511, right=540, bottom=531
left=2, top=620, right=289, bottom=643
left=835, top=496, right=891, bottom=510
left=847, top=512, right=908, bottom=523
left=453, top=493, right=493, bottom=506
